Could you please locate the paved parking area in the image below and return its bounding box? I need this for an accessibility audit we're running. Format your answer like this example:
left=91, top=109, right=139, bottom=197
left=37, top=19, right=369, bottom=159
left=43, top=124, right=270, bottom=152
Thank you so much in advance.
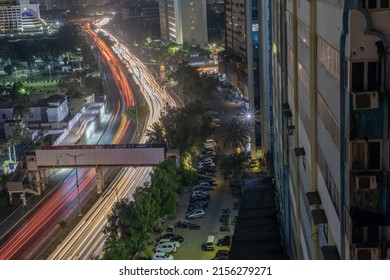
left=166, top=172, right=239, bottom=260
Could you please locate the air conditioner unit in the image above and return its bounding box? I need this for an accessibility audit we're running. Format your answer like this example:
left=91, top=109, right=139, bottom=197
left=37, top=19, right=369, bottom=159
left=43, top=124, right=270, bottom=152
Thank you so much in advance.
left=353, top=247, right=380, bottom=260
left=353, top=91, right=379, bottom=110
left=356, top=176, right=377, bottom=190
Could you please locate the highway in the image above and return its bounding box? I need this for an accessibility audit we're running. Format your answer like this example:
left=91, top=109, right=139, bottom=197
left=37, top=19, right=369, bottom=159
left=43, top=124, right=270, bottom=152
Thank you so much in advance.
left=0, top=23, right=137, bottom=259
left=48, top=24, right=178, bottom=259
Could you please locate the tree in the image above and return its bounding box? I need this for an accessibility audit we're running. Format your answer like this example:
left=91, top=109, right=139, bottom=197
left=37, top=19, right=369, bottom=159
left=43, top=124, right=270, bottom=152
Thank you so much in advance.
left=220, top=152, right=249, bottom=182
left=3, top=64, right=13, bottom=76
left=220, top=118, right=250, bottom=153
left=103, top=159, right=184, bottom=259
left=145, top=122, right=164, bottom=144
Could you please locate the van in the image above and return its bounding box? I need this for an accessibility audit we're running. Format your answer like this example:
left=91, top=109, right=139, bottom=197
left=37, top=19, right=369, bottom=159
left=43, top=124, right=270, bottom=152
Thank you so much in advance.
left=205, top=235, right=215, bottom=251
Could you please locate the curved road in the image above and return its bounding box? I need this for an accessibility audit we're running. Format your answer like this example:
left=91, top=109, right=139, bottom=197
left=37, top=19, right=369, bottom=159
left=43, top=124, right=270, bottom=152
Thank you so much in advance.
left=48, top=26, right=180, bottom=259
left=0, top=25, right=136, bottom=260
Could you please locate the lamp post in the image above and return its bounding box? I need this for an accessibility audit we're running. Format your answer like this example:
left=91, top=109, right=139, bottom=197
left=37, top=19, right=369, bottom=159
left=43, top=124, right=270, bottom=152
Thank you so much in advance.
left=241, top=109, right=257, bottom=160
left=66, top=153, right=84, bottom=216
left=48, top=65, right=52, bottom=81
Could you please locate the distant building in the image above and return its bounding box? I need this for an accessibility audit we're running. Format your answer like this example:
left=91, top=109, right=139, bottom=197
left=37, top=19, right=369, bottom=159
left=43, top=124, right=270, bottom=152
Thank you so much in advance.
left=0, top=95, right=69, bottom=135
left=0, top=0, right=48, bottom=35
left=219, top=0, right=269, bottom=159
left=121, top=1, right=159, bottom=23
left=159, top=0, right=208, bottom=46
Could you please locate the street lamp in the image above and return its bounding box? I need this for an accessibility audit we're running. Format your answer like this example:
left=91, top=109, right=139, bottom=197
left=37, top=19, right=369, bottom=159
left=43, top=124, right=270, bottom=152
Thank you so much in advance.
left=48, top=65, right=52, bottom=81
left=66, top=153, right=84, bottom=216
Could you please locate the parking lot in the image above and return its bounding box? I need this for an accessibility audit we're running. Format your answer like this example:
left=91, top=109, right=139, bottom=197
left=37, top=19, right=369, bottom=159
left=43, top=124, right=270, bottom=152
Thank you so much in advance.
left=150, top=143, right=241, bottom=260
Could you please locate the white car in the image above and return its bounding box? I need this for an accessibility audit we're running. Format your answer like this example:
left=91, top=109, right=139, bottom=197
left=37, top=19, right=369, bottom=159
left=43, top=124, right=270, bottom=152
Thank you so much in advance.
left=186, top=209, right=205, bottom=219
left=152, top=252, right=174, bottom=260
left=198, top=162, right=215, bottom=169
left=157, top=239, right=180, bottom=248
left=155, top=242, right=177, bottom=254
left=200, top=158, right=214, bottom=165
left=203, top=139, right=216, bottom=149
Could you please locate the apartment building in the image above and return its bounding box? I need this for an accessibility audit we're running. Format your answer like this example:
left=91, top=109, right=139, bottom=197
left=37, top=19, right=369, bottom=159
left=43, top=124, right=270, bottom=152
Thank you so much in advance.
left=159, top=0, right=208, bottom=46
left=270, top=0, right=390, bottom=259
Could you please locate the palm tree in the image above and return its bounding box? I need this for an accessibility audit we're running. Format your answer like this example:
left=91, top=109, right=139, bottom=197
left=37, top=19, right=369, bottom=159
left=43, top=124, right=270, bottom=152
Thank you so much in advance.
left=145, top=122, right=165, bottom=144
left=220, top=118, right=250, bottom=153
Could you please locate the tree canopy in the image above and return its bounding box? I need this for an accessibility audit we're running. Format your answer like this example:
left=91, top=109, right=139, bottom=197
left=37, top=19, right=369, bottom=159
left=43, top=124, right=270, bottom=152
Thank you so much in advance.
left=103, top=159, right=195, bottom=259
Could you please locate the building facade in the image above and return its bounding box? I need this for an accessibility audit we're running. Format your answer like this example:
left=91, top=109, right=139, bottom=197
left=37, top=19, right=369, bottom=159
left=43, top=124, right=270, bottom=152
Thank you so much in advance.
left=0, top=94, right=69, bottom=126
left=159, top=0, right=208, bottom=46
left=270, top=0, right=390, bottom=259
left=219, top=0, right=272, bottom=159
left=0, top=0, right=47, bottom=35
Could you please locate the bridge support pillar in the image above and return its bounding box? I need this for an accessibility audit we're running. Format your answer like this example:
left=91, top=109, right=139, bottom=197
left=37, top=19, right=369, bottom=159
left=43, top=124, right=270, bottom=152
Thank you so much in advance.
left=96, top=166, right=104, bottom=194
left=38, top=169, right=46, bottom=195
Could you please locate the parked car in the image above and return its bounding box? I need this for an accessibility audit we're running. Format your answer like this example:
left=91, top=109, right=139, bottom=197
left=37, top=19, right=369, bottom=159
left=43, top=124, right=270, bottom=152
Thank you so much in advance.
left=197, top=168, right=216, bottom=175
left=155, top=242, right=177, bottom=254
left=217, top=236, right=231, bottom=246
left=152, top=252, right=174, bottom=260
left=198, top=162, right=215, bottom=169
left=159, top=234, right=184, bottom=243
left=197, top=170, right=216, bottom=177
left=157, top=239, right=180, bottom=248
left=204, top=139, right=216, bottom=147
left=192, top=181, right=211, bottom=191
left=191, top=191, right=209, bottom=197
left=199, top=158, right=214, bottom=165
left=196, top=178, right=215, bottom=185
left=187, top=201, right=208, bottom=212
left=186, top=209, right=205, bottom=219
left=199, top=155, right=215, bottom=161
left=200, top=150, right=216, bottom=157
left=212, top=250, right=229, bottom=260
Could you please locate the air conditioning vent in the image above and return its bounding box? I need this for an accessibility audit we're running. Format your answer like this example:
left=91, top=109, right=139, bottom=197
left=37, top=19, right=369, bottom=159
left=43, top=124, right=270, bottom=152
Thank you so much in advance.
left=356, top=176, right=377, bottom=190
left=352, top=247, right=380, bottom=260
left=353, top=91, right=379, bottom=110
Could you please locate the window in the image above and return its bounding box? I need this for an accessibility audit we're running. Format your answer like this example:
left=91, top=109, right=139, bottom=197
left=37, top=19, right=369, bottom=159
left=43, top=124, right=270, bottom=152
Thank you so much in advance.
left=367, top=62, right=379, bottom=91
left=298, top=61, right=310, bottom=94
left=297, top=20, right=310, bottom=46
left=352, top=62, right=364, bottom=92
left=318, top=146, right=340, bottom=216
left=351, top=61, right=380, bottom=92
left=317, top=36, right=340, bottom=81
left=368, top=0, right=377, bottom=8
left=318, top=93, right=340, bottom=149
left=2, top=114, right=5, bottom=119
left=380, top=0, right=390, bottom=8
left=350, top=140, right=382, bottom=171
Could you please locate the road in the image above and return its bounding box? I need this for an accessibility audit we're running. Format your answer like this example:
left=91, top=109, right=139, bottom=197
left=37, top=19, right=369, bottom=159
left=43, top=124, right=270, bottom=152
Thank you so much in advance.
left=48, top=25, right=178, bottom=260
left=0, top=24, right=136, bottom=260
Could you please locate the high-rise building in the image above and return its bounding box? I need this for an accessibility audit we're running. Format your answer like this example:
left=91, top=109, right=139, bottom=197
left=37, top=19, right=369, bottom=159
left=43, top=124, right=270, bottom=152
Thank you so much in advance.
left=159, top=0, right=208, bottom=46
left=219, top=0, right=272, bottom=159
left=269, top=1, right=390, bottom=259
left=0, top=0, right=47, bottom=35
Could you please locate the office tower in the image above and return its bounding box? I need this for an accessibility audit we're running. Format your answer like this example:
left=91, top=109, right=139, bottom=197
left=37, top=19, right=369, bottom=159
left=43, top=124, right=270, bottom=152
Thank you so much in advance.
left=0, top=0, right=46, bottom=35
left=159, top=0, right=208, bottom=46
left=270, top=1, right=390, bottom=259
left=219, top=0, right=270, bottom=159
